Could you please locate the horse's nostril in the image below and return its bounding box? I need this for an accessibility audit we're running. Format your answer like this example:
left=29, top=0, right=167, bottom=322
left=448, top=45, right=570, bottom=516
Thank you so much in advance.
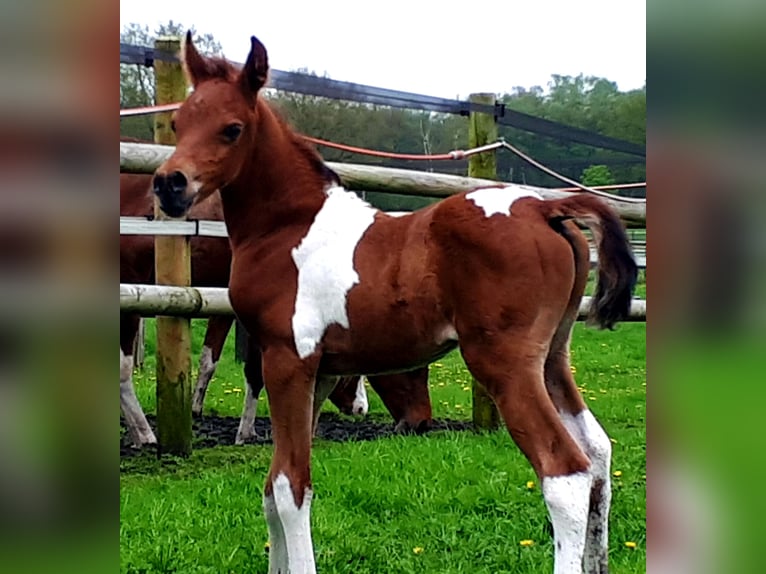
left=152, top=174, right=166, bottom=195
left=169, top=171, right=187, bottom=193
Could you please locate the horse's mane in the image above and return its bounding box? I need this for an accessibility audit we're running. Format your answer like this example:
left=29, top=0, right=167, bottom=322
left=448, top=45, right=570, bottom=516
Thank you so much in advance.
left=264, top=98, right=341, bottom=186
left=183, top=55, right=241, bottom=84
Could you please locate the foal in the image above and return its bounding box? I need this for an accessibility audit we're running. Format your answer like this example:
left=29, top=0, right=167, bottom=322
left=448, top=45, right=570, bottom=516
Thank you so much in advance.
left=153, top=33, right=637, bottom=574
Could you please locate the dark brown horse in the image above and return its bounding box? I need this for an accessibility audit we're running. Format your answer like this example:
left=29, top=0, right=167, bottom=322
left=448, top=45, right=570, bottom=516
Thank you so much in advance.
left=152, top=34, right=637, bottom=573
left=120, top=169, right=432, bottom=447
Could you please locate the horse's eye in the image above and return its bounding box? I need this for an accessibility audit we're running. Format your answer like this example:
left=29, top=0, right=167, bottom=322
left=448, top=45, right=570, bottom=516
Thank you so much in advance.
left=222, top=123, right=243, bottom=142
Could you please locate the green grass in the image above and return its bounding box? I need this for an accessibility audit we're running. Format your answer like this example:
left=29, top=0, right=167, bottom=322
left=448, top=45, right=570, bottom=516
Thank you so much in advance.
left=121, top=322, right=645, bottom=573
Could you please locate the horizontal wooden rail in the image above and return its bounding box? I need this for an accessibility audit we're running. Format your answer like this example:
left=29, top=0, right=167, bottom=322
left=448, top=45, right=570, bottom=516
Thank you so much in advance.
left=120, top=217, right=229, bottom=237
left=120, top=142, right=646, bottom=227
left=118, top=217, right=645, bottom=268
left=120, top=283, right=646, bottom=321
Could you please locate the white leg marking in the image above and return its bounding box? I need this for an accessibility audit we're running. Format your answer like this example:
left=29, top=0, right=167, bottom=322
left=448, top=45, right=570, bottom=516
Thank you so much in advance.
left=561, top=410, right=612, bottom=573
left=119, top=349, right=156, bottom=446
left=263, top=490, right=288, bottom=574
left=351, top=376, right=368, bottom=415
left=542, top=471, right=592, bottom=574
left=291, top=186, right=377, bottom=359
left=235, top=382, right=258, bottom=445
left=466, top=186, right=541, bottom=217
left=191, top=345, right=217, bottom=415
left=264, top=473, right=315, bottom=574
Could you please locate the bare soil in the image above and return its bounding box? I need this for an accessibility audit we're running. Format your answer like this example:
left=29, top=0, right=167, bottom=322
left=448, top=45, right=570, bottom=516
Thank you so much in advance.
left=120, top=413, right=474, bottom=458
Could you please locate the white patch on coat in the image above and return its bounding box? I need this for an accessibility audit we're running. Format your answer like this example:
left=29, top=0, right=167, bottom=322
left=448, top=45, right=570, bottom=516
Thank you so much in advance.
left=291, top=186, right=377, bottom=358
left=466, top=186, right=541, bottom=218
left=191, top=345, right=217, bottom=415
left=560, top=409, right=612, bottom=571
left=542, top=471, right=592, bottom=574
left=119, top=349, right=156, bottom=446
left=351, top=377, right=368, bottom=415
left=264, top=472, right=315, bottom=574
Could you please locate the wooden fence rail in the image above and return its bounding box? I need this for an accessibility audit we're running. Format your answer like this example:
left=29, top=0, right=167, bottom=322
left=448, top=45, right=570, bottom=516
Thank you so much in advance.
left=120, top=283, right=647, bottom=321
left=120, top=142, right=646, bottom=227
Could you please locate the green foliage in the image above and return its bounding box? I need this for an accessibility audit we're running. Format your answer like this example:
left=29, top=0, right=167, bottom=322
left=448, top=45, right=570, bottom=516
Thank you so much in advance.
left=121, top=323, right=645, bottom=573
left=581, top=164, right=616, bottom=187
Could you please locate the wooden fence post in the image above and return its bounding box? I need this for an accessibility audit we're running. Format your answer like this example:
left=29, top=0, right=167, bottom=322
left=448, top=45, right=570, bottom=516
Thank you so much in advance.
left=468, top=93, right=501, bottom=431
left=153, top=36, right=192, bottom=456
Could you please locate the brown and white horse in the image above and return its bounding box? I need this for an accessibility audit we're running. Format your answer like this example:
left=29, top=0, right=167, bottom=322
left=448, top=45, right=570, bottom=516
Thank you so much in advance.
left=152, top=34, right=637, bottom=574
left=120, top=170, right=432, bottom=447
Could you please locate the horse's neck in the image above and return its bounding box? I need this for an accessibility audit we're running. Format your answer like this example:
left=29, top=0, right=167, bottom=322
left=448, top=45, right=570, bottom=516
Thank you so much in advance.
left=221, top=108, right=327, bottom=247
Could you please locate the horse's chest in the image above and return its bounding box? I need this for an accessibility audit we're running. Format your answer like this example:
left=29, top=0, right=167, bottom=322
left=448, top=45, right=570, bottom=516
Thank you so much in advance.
left=290, top=187, right=377, bottom=359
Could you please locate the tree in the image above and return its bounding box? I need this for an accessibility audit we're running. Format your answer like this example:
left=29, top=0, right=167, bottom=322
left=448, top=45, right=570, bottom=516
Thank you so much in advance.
left=581, top=165, right=616, bottom=187
left=120, top=21, right=223, bottom=140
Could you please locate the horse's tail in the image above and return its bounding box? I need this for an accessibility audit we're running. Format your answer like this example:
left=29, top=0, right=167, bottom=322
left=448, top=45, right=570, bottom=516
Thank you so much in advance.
left=541, top=194, right=638, bottom=329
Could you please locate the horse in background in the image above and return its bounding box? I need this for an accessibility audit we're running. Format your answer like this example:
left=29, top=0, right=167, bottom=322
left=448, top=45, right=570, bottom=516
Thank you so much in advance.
left=152, top=33, right=637, bottom=573
left=120, top=166, right=432, bottom=446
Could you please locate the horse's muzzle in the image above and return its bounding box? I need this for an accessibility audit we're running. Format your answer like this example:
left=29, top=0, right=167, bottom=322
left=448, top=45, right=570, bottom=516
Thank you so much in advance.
left=153, top=171, right=193, bottom=218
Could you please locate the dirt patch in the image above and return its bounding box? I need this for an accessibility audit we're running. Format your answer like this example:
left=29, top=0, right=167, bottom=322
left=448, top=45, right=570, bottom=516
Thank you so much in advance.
left=121, top=413, right=475, bottom=458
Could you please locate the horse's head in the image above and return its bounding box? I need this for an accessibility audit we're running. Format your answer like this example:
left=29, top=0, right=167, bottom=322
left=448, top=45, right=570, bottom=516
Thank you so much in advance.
left=153, top=32, right=268, bottom=218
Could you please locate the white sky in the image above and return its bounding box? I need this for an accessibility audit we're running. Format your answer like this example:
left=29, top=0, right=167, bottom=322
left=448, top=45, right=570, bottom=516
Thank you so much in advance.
left=120, top=0, right=645, bottom=99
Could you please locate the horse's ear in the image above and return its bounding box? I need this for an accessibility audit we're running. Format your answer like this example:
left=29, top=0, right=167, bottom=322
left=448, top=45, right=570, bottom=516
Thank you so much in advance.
left=239, top=36, right=269, bottom=96
left=182, top=30, right=213, bottom=87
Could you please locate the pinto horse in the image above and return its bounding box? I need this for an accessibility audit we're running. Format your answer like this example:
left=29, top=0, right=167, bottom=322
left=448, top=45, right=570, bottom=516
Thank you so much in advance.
left=120, top=170, right=431, bottom=446
left=153, top=34, right=637, bottom=574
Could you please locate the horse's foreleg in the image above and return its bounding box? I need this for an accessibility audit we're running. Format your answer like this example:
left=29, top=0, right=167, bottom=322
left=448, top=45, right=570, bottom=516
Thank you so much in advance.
left=261, top=346, right=318, bottom=574
left=120, top=348, right=156, bottom=446
left=191, top=316, right=233, bottom=415
left=235, top=338, right=262, bottom=445
left=461, top=337, right=591, bottom=574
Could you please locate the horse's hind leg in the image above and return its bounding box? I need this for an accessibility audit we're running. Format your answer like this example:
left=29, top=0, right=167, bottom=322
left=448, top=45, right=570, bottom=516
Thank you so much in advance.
left=545, top=321, right=612, bottom=574
left=120, top=313, right=156, bottom=447
left=191, top=316, right=233, bottom=415
left=460, top=333, right=591, bottom=574
left=544, top=220, right=612, bottom=574
left=236, top=336, right=262, bottom=445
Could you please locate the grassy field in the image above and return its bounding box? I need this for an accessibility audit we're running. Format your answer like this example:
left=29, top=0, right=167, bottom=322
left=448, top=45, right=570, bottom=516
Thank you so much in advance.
left=121, top=315, right=645, bottom=573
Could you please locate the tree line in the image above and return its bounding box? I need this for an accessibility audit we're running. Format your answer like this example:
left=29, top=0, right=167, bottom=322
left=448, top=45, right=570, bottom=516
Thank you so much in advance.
left=121, top=22, right=645, bottom=211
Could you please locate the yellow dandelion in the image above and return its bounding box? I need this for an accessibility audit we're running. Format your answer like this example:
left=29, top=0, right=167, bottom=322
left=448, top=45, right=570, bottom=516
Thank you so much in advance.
left=462, top=386, right=471, bottom=391
left=569, top=365, right=577, bottom=373
left=610, top=438, right=617, bottom=443
left=224, top=390, right=233, bottom=394
left=438, top=382, right=446, bottom=387
left=413, top=547, right=424, bottom=554
left=588, top=396, right=597, bottom=401
left=455, top=404, right=463, bottom=409
left=232, top=388, right=242, bottom=393
left=526, top=481, right=535, bottom=490
left=264, top=541, right=270, bottom=552
left=613, top=470, right=623, bottom=477
left=519, top=540, right=534, bottom=547
left=624, top=541, right=637, bottom=549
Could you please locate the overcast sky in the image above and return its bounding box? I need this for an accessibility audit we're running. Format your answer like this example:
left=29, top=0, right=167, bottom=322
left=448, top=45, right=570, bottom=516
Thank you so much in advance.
left=120, top=0, right=645, bottom=99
